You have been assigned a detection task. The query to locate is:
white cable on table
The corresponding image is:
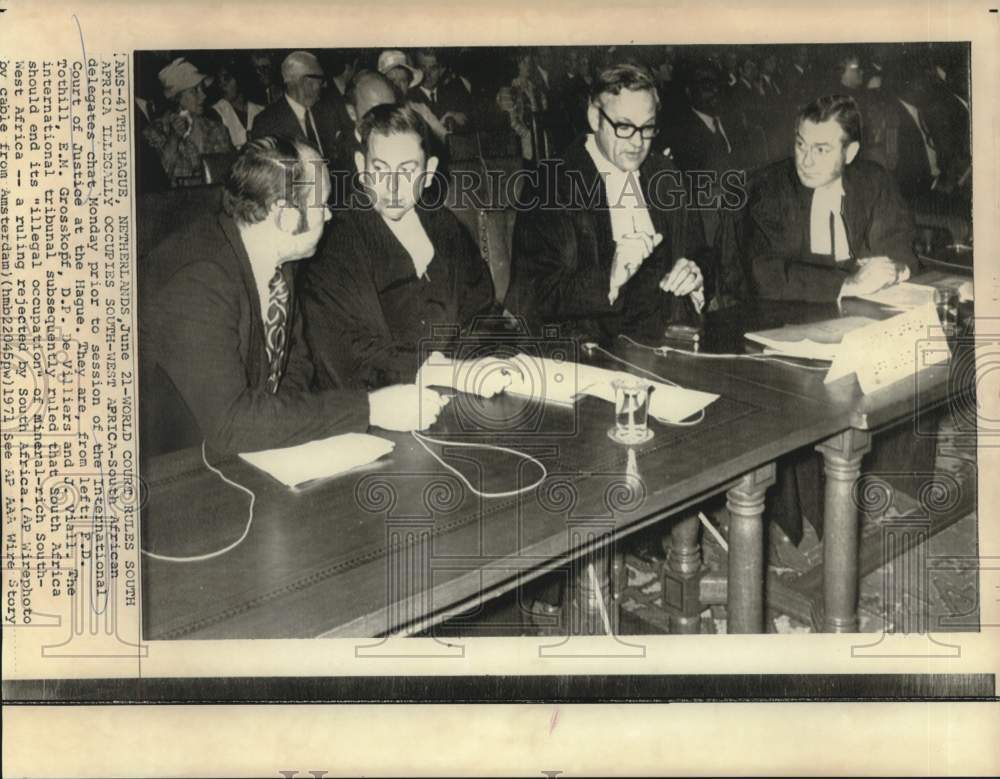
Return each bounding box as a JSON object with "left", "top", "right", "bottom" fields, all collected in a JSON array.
[
  {"left": 587, "top": 342, "right": 706, "bottom": 427},
  {"left": 141, "top": 441, "right": 257, "bottom": 563},
  {"left": 411, "top": 430, "right": 548, "bottom": 498},
  {"left": 618, "top": 333, "right": 832, "bottom": 371}
]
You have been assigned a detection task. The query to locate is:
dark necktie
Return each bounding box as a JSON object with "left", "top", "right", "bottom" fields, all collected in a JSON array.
[
  {"left": 305, "top": 109, "right": 322, "bottom": 155},
  {"left": 264, "top": 267, "right": 290, "bottom": 394}
]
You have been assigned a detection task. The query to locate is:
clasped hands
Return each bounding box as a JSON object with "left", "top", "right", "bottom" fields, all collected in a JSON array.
[
  {"left": 840, "top": 255, "right": 911, "bottom": 299},
  {"left": 609, "top": 230, "right": 704, "bottom": 309}
]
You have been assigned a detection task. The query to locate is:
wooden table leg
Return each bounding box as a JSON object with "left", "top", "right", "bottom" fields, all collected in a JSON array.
[
  {"left": 816, "top": 429, "right": 872, "bottom": 633},
  {"left": 725, "top": 464, "right": 776, "bottom": 633},
  {"left": 568, "top": 540, "right": 618, "bottom": 636},
  {"left": 666, "top": 514, "right": 703, "bottom": 633}
]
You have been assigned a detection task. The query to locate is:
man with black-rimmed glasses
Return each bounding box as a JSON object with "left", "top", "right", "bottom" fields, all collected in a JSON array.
[{"left": 506, "top": 62, "right": 709, "bottom": 344}]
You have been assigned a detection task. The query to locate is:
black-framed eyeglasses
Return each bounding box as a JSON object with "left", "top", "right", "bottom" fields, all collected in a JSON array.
[
  {"left": 597, "top": 106, "right": 659, "bottom": 140},
  {"left": 303, "top": 74, "right": 327, "bottom": 86}
]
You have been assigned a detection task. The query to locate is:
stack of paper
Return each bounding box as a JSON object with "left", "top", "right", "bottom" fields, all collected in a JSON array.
[
  {"left": 853, "top": 282, "right": 937, "bottom": 310},
  {"left": 745, "top": 317, "right": 876, "bottom": 361},
  {"left": 240, "top": 433, "right": 396, "bottom": 489}
]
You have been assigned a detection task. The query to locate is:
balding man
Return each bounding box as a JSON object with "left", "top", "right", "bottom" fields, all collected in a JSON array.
[
  {"left": 327, "top": 70, "right": 397, "bottom": 189},
  {"left": 251, "top": 50, "right": 340, "bottom": 160}
]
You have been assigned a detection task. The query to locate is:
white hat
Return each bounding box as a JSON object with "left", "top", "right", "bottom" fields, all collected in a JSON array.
[
  {"left": 377, "top": 50, "right": 423, "bottom": 89},
  {"left": 158, "top": 58, "right": 208, "bottom": 100}
]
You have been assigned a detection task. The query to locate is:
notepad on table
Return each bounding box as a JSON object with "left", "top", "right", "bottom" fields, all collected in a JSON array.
[
  {"left": 240, "top": 433, "right": 396, "bottom": 489},
  {"left": 851, "top": 282, "right": 938, "bottom": 310},
  {"left": 745, "top": 316, "right": 876, "bottom": 361}
]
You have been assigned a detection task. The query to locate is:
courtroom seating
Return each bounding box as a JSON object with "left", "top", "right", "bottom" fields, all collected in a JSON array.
[{"left": 201, "top": 151, "right": 238, "bottom": 185}]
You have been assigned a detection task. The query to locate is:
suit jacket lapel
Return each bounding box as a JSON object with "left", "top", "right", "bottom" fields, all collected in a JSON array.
[{"left": 219, "top": 214, "right": 268, "bottom": 383}]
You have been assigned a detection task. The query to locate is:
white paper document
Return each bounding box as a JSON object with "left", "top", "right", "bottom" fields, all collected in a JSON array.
[
  {"left": 504, "top": 356, "right": 719, "bottom": 423},
  {"left": 745, "top": 317, "right": 876, "bottom": 361},
  {"left": 824, "top": 303, "right": 950, "bottom": 393},
  {"left": 240, "top": 433, "right": 396, "bottom": 488},
  {"left": 852, "top": 282, "right": 938, "bottom": 310}
]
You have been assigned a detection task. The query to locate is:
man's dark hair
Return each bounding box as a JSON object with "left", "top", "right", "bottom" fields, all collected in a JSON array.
[
  {"left": 222, "top": 136, "right": 319, "bottom": 228},
  {"left": 795, "top": 94, "right": 862, "bottom": 146},
  {"left": 358, "top": 103, "right": 432, "bottom": 157},
  {"left": 590, "top": 62, "right": 659, "bottom": 104}
]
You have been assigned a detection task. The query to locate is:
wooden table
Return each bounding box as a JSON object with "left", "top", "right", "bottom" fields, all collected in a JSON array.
[
  {"left": 141, "top": 340, "right": 854, "bottom": 639},
  {"left": 141, "top": 289, "right": 968, "bottom": 639},
  {"left": 680, "top": 289, "right": 970, "bottom": 632}
]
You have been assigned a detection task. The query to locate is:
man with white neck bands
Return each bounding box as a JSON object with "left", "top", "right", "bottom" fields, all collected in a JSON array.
[
  {"left": 301, "top": 104, "right": 510, "bottom": 397},
  {"left": 140, "top": 136, "right": 446, "bottom": 459},
  {"left": 506, "top": 62, "right": 708, "bottom": 345},
  {"left": 747, "top": 93, "right": 918, "bottom": 302}
]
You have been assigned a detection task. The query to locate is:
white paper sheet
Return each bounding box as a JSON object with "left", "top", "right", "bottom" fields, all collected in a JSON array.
[
  {"left": 824, "top": 303, "right": 950, "bottom": 393},
  {"left": 239, "top": 433, "right": 396, "bottom": 488},
  {"left": 502, "top": 356, "right": 719, "bottom": 423},
  {"left": 852, "top": 282, "right": 937, "bottom": 310},
  {"left": 745, "top": 316, "right": 875, "bottom": 360}
]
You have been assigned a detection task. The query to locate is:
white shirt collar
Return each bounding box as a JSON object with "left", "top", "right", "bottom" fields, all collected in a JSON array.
[
  {"left": 285, "top": 93, "right": 309, "bottom": 124},
  {"left": 692, "top": 107, "right": 717, "bottom": 131},
  {"left": 237, "top": 222, "right": 287, "bottom": 314}
]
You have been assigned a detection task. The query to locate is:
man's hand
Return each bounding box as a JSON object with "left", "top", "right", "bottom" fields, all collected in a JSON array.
[
  {"left": 457, "top": 357, "right": 522, "bottom": 398},
  {"left": 658, "top": 257, "right": 703, "bottom": 297},
  {"left": 369, "top": 384, "right": 449, "bottom": 431},
  {"left": 418, "top": 353, "right": 522, "bottom": 398},
  {"left": 441, "top": 111, "right": 468, "bottom": 129},
  {"left": 841, "top": 256, "right": 909, "bottom": 298},
  {"left": 609, "top": 231, "right": 663, "bottom": 303}
]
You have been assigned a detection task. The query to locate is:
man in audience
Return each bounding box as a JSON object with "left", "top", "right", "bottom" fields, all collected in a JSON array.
[
  {"left": 412, "top": 48, "right": 473, "bottom": 133},
  {"left": 746, "top": 94, "right": 918, "bottom": 302},
  {"left": 506, "top": 63, "right": 707, "bottom": 344},
  {"left": 300, "top": 105, "right": 501, "bottom": 391},
  {"left": 327, "top": 70, "right": 397, "bottom": 205},
  {"left": 879, "top": 65, "right": 942, "bottom": 203},
  {"left": 140, "top": 136, "right": 446, "bottom": 458},
  {"left": 320, "top": 50, "right": 358, "bottom": 140},
  {"left": 251, "top": 51, "right": 340, "bottom": 162}
]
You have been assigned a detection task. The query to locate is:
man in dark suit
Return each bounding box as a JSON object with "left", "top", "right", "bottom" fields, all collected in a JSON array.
[
  {"left": 320, "top": 50, "right": 357, "bottom": 141},
  {"left": 250, "top": 51, "right": 341, "bottom": 164},
  {"left": 301, "top": 105, "right": 502, "bottom": 393},
  {"left": 746, "top": 94, "right": 918, "bottom": 303},
  {"left": 326, "top": 70, "right": 397, "bottom": 208},
  {"left": 506, "top": 62, "right": 707, "bottom": 345},
  {"left": 411, "top": 48, "right": 474, "bottom": 133},
  {"left": 745, "top": 95, "right": 931, "bottom": 546},
  {"left": 661, "top": 65, "right": 738, "bottom": 175},
  {"left": 877, "top": 67, "right": 939, "bottom": 202},
  {"left": 139, "top": 136, "right": 446, "bottom": 459}
]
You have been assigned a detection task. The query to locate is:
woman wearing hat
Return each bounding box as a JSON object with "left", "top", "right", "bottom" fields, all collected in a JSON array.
[
  {"left": 377, "top": 49, "right": 449, "bottom": 142},
  {"left": 143, "top": 57, "right": 233, "bottom": 187}
]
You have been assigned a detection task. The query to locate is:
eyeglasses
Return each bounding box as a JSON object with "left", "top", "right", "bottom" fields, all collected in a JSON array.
[
  {"left": 597, "top": 106, "right": 659, "bottom": 141},
  {"left": 303, "top": 74, "right": 327, "bottom": 86}
]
